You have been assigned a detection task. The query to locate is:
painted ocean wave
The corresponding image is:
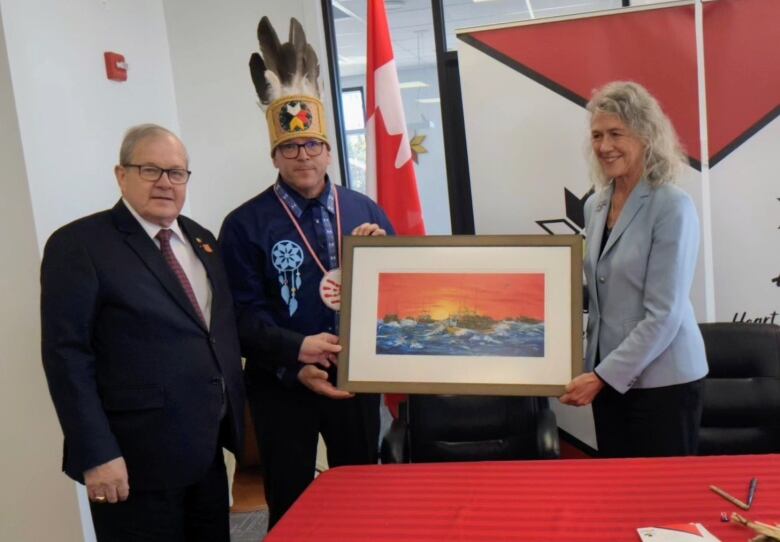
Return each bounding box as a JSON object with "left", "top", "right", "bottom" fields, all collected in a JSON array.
[{"left": 375, "top": 320, "right": 545, "bottom": 357}]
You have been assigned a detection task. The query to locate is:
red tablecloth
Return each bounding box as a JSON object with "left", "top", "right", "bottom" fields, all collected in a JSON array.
[{"left": 266, "top": 454, "right": 780, "bottom": 541}]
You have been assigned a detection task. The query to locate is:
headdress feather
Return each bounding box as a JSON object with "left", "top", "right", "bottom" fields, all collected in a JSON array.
[
  {"left": 250, "top": 16, "right": 328, "bottom": 152},
  {"left": 250, "top": 16, "right": 321, "bottom": 109}
]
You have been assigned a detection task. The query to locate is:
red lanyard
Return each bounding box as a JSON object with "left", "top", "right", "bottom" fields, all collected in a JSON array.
[{"left": 274, "top": 186, "right": 342, "bottom": 275}]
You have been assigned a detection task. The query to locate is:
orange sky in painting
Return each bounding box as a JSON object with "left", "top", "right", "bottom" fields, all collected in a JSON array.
[{"left": 377, "top": 273, "right": 544, "bottom": 321}]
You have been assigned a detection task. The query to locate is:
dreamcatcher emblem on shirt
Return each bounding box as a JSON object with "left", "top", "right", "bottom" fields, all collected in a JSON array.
[
  {"left": 274, "top": 183, "right": 344, "bottom": 312},
  {"left": 272, "top": 240, "right": 304, "bottom": 316}
]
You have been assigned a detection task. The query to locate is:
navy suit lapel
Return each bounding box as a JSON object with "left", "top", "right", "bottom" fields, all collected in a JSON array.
[
  {"left": 600, "top": 180, "right": 651, "bottom": 258},
  {"left": 111, "top": 201, "right": 208, "bottom": 332}
]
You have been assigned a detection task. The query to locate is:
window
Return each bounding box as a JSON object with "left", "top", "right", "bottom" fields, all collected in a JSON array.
[
  {"left": 341, "top": 87, "right": 368, "bottom": 193},
  {"left": 327, "top": 0, "right": 629, "bottom": 234},
  {"left": 331, "top": 0, "right": 453, "bottom": 234}
]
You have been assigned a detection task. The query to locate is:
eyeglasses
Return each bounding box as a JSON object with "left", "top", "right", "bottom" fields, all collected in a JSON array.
[
  {"left": 125, "top": 164, "right": 191, "bottom": 184},
  {"left": 277, "top": 140, "right": 325, "bottom": 159}
]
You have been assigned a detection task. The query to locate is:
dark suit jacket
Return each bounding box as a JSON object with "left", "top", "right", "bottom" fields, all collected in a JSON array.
[{"left": 41, "top": 200, "right": 244, "bottom": 490}]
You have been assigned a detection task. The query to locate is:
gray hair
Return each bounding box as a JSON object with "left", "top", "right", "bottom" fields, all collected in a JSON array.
[
  {"left": 586, "top": 81, "right": 687, "bottom": 188},
  {"left": 118, "top": 123, "right": 188, "bottom": 166}
]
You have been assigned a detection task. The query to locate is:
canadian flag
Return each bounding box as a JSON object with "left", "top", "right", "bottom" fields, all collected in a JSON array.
[
  {"left": 366, "top": 0, "right": 426, "bottom": 417},
  {"left": 365, "top": 0, "right": 426, "bottom": 236}
]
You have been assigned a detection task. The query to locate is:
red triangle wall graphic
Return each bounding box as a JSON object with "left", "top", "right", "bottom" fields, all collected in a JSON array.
[
  {"left": 460, "top": 5, "right": 701, "bottom": 165},
  {"left": 704, "top": 0, "right": 780, "bottom": 165},
  {"left": 459, "top": 0, "right": 780, "bottom": 168}
]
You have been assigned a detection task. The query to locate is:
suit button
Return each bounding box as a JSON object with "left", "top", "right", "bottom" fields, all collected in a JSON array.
[
  {"left": 210, "top": 337, "right": 217, "bottom": 345},
  {"left": 598, "top": 276, "right": 606, "bottom": 283}
]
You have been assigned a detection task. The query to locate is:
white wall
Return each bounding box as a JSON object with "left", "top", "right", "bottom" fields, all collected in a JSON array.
[
  {"left": 163, "top": 0, "right": 341, "bottom": 235},
  {"left": 1, "top": 0, "right": 328, "bottom": 538},
  {"left": 709, "top": 117, "right": 780, "bottom": 324},
  {"left": 1, "top": 0, "right": 181, "bottom": 249},
  {"left": 0, "top": 0, "right": 184, "bottom": 538},
  {"left": 0, "top": 8, "right": 83, "bottom": 541}
]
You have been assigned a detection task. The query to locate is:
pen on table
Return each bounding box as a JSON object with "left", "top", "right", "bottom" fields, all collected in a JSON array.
[
  {"left": 709, "top": 485, "right": 750, "bottom": 510},
  {"left": 746, "top": 478, "right": 758, "bottom": 508}
]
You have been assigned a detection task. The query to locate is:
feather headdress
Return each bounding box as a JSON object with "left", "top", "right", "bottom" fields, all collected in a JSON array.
[{"left": 250, "top": 17, "right": 327, "bottom": 152}]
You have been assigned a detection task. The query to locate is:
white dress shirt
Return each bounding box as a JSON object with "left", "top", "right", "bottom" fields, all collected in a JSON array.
[{"left": 122, "top": 199, "right": 212, "bottom": 327}]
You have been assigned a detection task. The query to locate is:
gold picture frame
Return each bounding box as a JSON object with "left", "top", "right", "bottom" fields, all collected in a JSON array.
[{"left": 337, "top": 235, "right": 583, "bottom": 396}]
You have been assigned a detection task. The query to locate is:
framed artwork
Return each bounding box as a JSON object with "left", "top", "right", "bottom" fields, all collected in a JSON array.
[{"left": 337, "top": 235, "right": 583, "bottom": 396}]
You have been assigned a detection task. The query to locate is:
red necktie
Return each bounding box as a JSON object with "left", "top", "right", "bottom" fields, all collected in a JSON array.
[{"left": 156, "top": 229, "right": 207, "bottom": 326}]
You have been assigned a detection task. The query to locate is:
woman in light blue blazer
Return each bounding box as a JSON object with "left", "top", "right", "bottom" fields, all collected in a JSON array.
[{"left": 560, "top": 81, "right": 708, "bottom": 457}]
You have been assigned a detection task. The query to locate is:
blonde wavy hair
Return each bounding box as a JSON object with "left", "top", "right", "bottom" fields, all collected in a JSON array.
[{"left": 586, "top": 81, "right": 687, "bottom": 188}]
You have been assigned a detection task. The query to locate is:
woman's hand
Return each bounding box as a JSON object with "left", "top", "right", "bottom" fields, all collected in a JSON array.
[{"left": 559, "top": 372, "right": 605, "bottom": 406}]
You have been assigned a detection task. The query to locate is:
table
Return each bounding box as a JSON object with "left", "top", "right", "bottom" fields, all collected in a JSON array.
[{"left": 266, "top": 454, "right": 780, "bottom": 541}]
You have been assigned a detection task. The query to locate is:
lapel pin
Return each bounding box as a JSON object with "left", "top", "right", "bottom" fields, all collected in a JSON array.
[{"left": 202, "top": 243, "right": 213, "bottom": 253}]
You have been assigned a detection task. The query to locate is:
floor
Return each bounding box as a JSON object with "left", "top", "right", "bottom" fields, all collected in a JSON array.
[
  {"left": 230, "top": 510, "right": 268, "bottom": 542},
  {"left": 229, "top": 466, "right": 268, "bottom": 541}
]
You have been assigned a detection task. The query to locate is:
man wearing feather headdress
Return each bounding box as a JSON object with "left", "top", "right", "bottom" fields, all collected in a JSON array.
[{"left": 219, "top": 17, "right": 395, "bottom": 529}]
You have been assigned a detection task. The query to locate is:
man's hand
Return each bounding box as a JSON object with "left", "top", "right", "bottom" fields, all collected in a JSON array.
[
  {"left": 299, "top": 333, "right": 341, "bottom": 367},
  {"left": 298, "top": 365, "right": 354, "bottom": 399},
  {"left": 84, "top": 456, "right": 129, "bottom": 503},
  {"left": 351, "top": 223, "right": 387, "bottom": 237},
  {"left": 559, "top": 372, "right": 605, "bottom": 406}
]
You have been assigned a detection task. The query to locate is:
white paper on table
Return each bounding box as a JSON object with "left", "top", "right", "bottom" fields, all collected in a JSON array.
[{"left": 637, "top": 523, "right": 720, "bottom": 541}]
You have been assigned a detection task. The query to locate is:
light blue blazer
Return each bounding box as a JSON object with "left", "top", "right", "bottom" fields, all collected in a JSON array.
[{"left": 584, "top": 179, "right": 708, "bottom": 394}]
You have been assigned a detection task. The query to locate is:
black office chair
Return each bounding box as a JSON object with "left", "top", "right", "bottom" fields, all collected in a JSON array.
[
  {"left": 381, "top": 395, "right": 559, "bottom": 463},
  {"left": 698, "top": 322, "right": 780, "bottom": 455}
]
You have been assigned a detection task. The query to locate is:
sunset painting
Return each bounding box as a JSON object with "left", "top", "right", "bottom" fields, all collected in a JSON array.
[{"left": 375, "top": 272, "right": 545, "bottom": 357}]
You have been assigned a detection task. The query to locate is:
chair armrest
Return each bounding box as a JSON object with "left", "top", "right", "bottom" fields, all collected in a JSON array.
[
  {"left": 535, "top": 407, "right": 560, "bottom": 459},
  {"left": 380, "top": 417, "right": 408, "bottom": 463}
]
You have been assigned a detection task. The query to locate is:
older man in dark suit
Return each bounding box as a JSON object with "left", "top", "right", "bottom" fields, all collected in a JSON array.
[{"left": 41, "top": 124, "right": 244, "bottom": 541}]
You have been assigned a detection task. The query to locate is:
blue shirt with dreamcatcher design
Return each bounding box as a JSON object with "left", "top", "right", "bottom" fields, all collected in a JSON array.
[{"left": 219, "top": 175, "right": 395, "bottom": 384}]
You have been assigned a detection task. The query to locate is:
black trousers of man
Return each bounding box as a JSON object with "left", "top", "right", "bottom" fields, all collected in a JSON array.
[
  {"left": 89, "top": 449, "right": 229, "bottom": 542},
  {"left": 247, "top": 370, "right": 379, "bottom": 529}
]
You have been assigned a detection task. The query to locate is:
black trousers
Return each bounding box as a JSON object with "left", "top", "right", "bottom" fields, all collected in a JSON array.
[
  {"left": 89, "top": 450, "right": 229, "bottom": 542},
  {"left": 247, "top": 374, "right": 379, "bottom": 529},
  {"left": 592, "top": 378, "right": 705, "bottom": 458}
]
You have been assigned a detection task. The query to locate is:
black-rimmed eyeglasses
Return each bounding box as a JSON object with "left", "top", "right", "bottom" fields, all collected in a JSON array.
[
  {"left": 277, "top": 140, "right": 325, "bottom": 159},
  {"left": 125, "top": 164, "right": 191, "bottom": 184}
]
